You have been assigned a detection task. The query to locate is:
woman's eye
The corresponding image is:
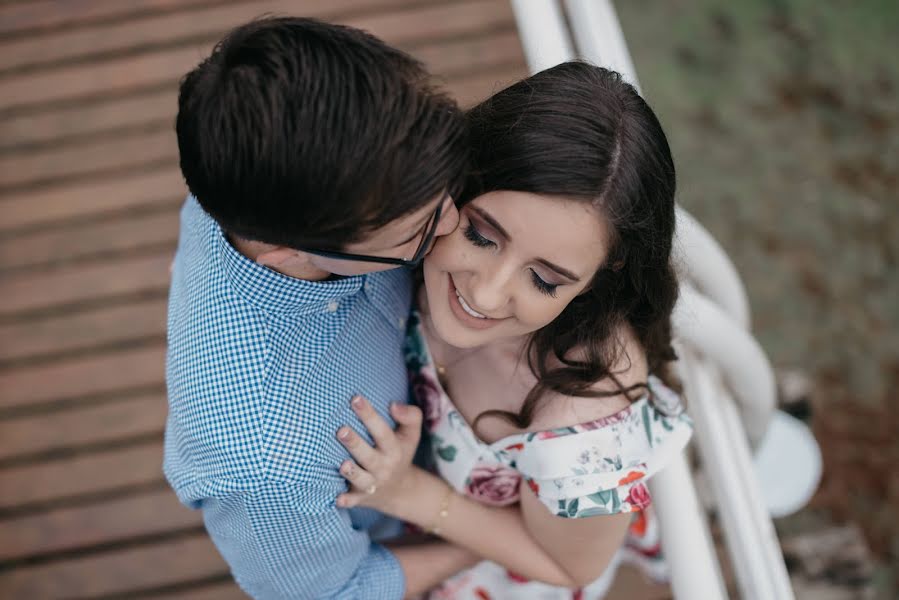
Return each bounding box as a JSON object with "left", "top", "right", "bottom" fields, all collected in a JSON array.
[
  {"left": 463, "top": 223, "right": 496, "bottom": 249},
  {"left": 530, "top": 270, "right": 559, "bottom": 298}
]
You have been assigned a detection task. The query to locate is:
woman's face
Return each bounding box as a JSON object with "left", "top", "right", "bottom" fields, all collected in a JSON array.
[{"left": 423, "top": 190, "right": 612, "bottom": 348}]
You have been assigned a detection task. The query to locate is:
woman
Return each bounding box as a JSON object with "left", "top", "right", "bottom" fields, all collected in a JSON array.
[{"left": 334, "top": 62, "right": 692, "bottom": 597}]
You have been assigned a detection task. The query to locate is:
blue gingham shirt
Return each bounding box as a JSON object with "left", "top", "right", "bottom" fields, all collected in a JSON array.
[{"left": 164, "top": 197, "right": 411, "bottom": 599}]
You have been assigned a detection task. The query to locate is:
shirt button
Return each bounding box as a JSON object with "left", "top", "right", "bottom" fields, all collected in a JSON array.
[
  {"left": 397, "top": 317, "right": 406, "bottom": 328},
  {"left": 327, "top": 301, "right": 339, "bottom": 313}
]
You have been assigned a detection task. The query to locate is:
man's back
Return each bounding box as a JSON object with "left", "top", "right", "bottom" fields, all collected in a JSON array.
[{"left": 164, "top": 197, "right": 412, "bottom": 598}]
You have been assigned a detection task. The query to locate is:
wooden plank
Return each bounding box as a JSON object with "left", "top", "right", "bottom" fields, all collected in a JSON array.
[
  {"left": 0, "top": 0, "right": 514, "bottom": 110},
  {"left": 0, "top": 488, "right": 199, "bottom": 562},
  {"left": 0, "top": 533, "right": 227, "bottom": 599},
  {"left": 0, "top": 210, "right": 179, "bottom": 272},
  {"left": 0, "top": 128, "right": 176, "bottom": 192},
  {"left": 0, "top": 253, "right": 171, "bottom": 317},
  {"left": 155, "top": 581, "right": 248, "bottom": 600},
  {"left": 0, "top": 298, "right": 167, "bottom": 363},
  {"left": 0, "top": 442, "right": 163, "bottom": 509},
  {"left": 0, "top": 391, "right": 166, "bottom": 461},
  {"left": 0, "top": 86, "right": 175, "bottom": 152},
  {"left": 0, "top": 344, "right": 165, "bottom": 411},
  {"left": 0, "top": 168, "right": 185, "bottom": 232},
  {"left": 0, "top": 68, "right": 522, "bottom": 234},
  {"left": 0, "top": 32, "right": 520, "bottom": 190},
  {"left": 450, "top": 64, "right": 529, "bottom": 107},
  {"left": 0, "top": 0, "right": 232, "bottom": 37},
  {"left": 0, "top": 0, "right": 501, "bottom": 75}
]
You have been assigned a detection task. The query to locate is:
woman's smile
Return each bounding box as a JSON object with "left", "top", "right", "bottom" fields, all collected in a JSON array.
[{"left": 447, "top": 274, "right": 506, "bottom": 330}]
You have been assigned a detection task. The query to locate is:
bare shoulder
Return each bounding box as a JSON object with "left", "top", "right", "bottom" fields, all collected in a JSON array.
[{"left": 528, "top": 323, "right": 648, "bottom": 431}]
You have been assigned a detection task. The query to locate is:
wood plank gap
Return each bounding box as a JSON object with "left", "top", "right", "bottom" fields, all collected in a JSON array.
[
  {"left": 0, "top": 242, "right": 176, "bottom": 279},
  {"left": 0, "top": 156, "right": 178, "bottom": 196},
  {"left": 0, "top": 0, "right": 245, "bottom": 40},
  {"left": 0, "top": 390, "right": 166, "bottom": 461},
  {"left": 0, "top": 525, "right": 206, "bottom": 572},
  {"left": 87, "top": 573, "right": 235, "bottom": 600},
  {"left": 0, "top": 382, "right": 166, "bottom": 420},
  {"left": 0, "top": 530, "right": 226, "bottom": 598},
  {"left": 0, "top": 479, "right": 169, "bottom": 520},
  {"left": 0, "top": 429, "right": 163, "bottom": 470},
  {"left": 0, "top": 80, "right": 173, "bottom": 119},
  {"left": 0, "top": 118, "right": 172, "bottom": 155},
  {"left": 0, "top": 290, "right": 170, "bottom": 328},
  {"left": 0, "top": 0, "right": 455, "bottom": 78}
]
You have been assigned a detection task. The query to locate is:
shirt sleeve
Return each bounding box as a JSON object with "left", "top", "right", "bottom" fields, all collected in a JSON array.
[
  {"left": 201, "top": 479, "right": 405, "bottom": 600},
  {"left": 519, "top": 400, "right": 693, "bottom": 520}
]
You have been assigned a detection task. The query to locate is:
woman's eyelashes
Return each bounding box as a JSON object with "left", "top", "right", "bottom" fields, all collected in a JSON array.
[
  {"left": 530, "top": 271, "right": 559, "bottom": 297},
  {"left": 463, "top": 222, "right": 495, "bottom": 248},
  {"left": 463, "top": 221, "right": 560, "bottom": 298}
]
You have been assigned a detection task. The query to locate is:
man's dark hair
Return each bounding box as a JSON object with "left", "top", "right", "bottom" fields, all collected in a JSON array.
[{"left": 176, "top": 17, "right": 468, "bottom": 248}]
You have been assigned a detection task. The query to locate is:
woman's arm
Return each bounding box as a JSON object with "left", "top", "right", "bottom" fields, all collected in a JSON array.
[
  {"left": 386, "top": 540, "right": 480, "bottom": 599},
  {"left": 336, "top": 397, "right": 620, "bottom": 587}
]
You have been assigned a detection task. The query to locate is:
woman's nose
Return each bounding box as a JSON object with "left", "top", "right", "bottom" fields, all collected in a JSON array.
[{"left": 468, "top": 268, "right": 511, "bottom": 315}]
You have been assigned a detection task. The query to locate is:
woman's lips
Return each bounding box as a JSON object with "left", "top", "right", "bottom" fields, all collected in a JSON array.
[{"left": 447, "top": 274, "right": 504, "bottom": 330}]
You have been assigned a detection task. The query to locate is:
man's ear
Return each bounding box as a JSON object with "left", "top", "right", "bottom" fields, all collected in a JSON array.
[{"left": 255, "top": 247, "right": 307, "bottom": 269}]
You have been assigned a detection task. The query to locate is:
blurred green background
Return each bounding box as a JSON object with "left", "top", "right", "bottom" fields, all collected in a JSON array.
[{"left": 616, "top": 0, "right": 897, "bottom": 594}]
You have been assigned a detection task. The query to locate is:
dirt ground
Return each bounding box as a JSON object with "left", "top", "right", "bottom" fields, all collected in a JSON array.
[{"left": 615, "top": 0, "right": 898, "bottom": 595}]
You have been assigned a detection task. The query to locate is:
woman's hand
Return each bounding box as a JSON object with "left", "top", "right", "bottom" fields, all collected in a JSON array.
[{"left": 336, "top": 396, "right": 423, "bottom": 515}]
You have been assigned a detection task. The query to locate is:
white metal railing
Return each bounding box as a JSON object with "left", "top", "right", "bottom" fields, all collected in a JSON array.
[{"left": 508, "top": 2, "right": 798, "bottom": 598}]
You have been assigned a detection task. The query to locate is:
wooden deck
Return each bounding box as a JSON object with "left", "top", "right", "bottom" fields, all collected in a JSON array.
[{"left": 0, "top": 1, "right": 668, "bottom": 597}]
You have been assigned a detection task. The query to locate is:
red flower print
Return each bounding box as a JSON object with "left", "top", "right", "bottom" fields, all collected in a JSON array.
[
  {"left": 504, "top": 442, "right": 525, "bottom": 452},
  {"left": 625, "top": 482, "right": 652, "bottom": 510},
  {"left": 618, "top": 470, "right": 645, "bottom": 486},
  {"left": 466, "top": 464, "right": 521, "bottom": 506},
  {"left": 474, "top": 587, "right": 492, "bottom": 600},
  {"left": 506, "top": 570, "right": 529, "bottom": 583},
  {"left": 526, "top": 478, "right": 540, "bottom": 495},
  {"left": 410, "top": 371, "right": 444, "bottom": 432},
  {"left": 629, "top": 510, "right": 648, "bottom": 537}
]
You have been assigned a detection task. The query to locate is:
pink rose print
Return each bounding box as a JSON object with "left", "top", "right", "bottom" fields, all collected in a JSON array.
[
  {"left": 625, "top": 482, "right": 652, "bottom": 510},
  {"left": 411, "top": 371, "right": 444, "bottom": 432},
  {"left": 465, "top": 464, "right": 521, "bottom": 506}
]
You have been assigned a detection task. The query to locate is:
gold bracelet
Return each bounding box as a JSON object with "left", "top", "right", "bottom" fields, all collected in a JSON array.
[{"left": 427, "top": 486, "right": 453, "bottom": 535}]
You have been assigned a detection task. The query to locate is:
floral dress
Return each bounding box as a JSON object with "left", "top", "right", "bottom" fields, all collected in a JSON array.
[{"left": 404, "top": 313, "right": 693, "bottom": 599}]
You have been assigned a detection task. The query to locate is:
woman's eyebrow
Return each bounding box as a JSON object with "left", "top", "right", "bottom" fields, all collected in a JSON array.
[
  {"left": 535, "top": 258, "right": 581, "bottom": 282},
  {"left": 469, "top": 206, "right": 509, "bottom": 240}
]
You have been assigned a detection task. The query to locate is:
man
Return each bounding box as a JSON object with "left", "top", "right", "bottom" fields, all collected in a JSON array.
[{"left": 165, "top": 17, "right": 476, "bottom": 598}]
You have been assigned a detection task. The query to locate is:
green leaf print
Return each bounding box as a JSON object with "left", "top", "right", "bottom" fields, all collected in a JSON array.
[
  {"left": 611, "top": 488, "right": 621, "bottom": 513},
  {"left": 557, "top": 511, "right": 571, "bottom": 518},
  {"left": 558, "top": 499, "right": 567, "bottom": 511},
  {"left": 587, "top": 490, "right": 612, "bottom": 506},
  {"left": 567, "top": 498, "right": 579, "bottom": 517},
  {"left": 436, "top": 445, "right": 457, "bottom": 462},
  {"left": 642, "top": 403, "right": 653, "bottom": 448},
  {"left": 576, "top": 507, "right": 612, "bottom": 517}
]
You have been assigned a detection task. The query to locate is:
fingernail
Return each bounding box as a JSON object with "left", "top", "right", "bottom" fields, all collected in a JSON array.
[
  {"left": 338, "top": 427, "right": 350, "bottom": 440},
  {"left": 351, "top": 396, "right": 363, "bottom": 409},
  {"left": 391, "top": 402, "right": 405, "bottom": 414}
]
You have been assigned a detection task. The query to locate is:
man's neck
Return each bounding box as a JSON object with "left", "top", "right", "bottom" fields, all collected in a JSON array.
[{"left": 227, "top": 234, "right": 332, "bottom": 281}]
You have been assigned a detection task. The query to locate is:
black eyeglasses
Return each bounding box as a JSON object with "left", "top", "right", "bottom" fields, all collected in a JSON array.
[{"left": 299, "top": 199, "right": 445, "bottom": 268}]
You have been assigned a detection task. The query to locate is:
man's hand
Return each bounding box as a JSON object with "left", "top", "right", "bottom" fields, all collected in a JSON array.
[{"left": 335, "top": 396, "right": 423, "bottom": 515}]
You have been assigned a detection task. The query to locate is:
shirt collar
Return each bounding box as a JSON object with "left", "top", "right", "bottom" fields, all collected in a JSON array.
[{"left": 215, "top": 223, "right": 363, "bottom": 315}]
